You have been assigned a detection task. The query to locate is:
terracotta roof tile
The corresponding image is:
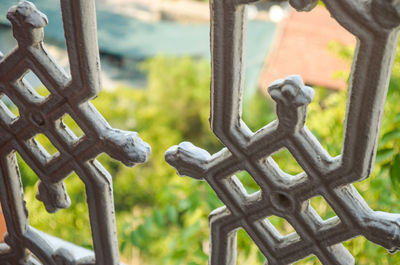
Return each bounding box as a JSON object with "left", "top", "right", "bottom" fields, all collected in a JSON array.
[{"left": 260, "top": 6, "right": 356, "bottom": 91}]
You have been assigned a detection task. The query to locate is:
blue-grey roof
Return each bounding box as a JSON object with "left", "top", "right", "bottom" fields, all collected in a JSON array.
[{"left": 0, "top": 0, "right": 277, "bottom": 96}]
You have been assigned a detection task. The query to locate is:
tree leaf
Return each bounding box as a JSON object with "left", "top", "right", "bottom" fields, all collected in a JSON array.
[
  {"left": 395, "top": 113, "right": 400, "bottom": 123},
  {"left": 380, "top": 129, "right": 400, "bottom": 146},
  {"left": 130, "top": 231, "right": 140, "bottom": 247},
  {"left": 153, "top": 209, "right": 164, "bottom": 227},
  {"left": 182, "top": 222, "right": 201, "bottom": 240},
  {"left": 390, "top": 155, "right": 400, "bottom": 188},
  {"left": 194, "top": 248, "right": 209, "bottom": 260},
  {"left": 376, "top": 148, "right": 396, "bottom": 163},
  {"left": 120, "top": 240, "right": 127, "bottom": 252},
  {"left": 166, "top": 205, "right": 178, "bottom": 224}
]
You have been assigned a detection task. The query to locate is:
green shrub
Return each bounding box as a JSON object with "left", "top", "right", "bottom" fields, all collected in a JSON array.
[{"left": 15, "top": 49, "right": 400, "bottom": 264}]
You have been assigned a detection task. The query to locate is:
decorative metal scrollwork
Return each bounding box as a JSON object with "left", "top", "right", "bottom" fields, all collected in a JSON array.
[
  {"left": 0, "top": 1, "right": 150, "bottom": 264},
  {"left": 166, "top": 0, "right": 400, "bottom": 264}
]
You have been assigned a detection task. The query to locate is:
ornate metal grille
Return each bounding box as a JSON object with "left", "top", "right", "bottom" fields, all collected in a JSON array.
[
  {"left": 166, "top": 0, "right": 400, "bottom": 264},
  {"left": 1, "top": 0, "right": 400, "bottom": 264},
  {"left": 0, "top": 1, "right": 150, "bottom": 264}
]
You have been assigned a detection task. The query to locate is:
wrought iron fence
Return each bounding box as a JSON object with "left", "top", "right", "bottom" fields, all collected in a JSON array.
[{"left": 0, "top": 0, "right": 399, "bottom": 264}]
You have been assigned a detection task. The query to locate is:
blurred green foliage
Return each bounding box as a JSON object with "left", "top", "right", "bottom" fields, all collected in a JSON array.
[{"left": 11, "top": 39, "right": 400, "bottom": 264}]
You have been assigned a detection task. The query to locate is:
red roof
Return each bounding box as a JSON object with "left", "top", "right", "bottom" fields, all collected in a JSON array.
[
  {"left": 0, "top": 204, "right": 5, "bottom": 242},
  {"left": 260, "top": 6, "right": 356, "bottom": 91}
]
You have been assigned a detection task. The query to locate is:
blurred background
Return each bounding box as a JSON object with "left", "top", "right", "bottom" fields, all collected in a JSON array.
[{"left": 0, "top": 0, "right": 399, "bottom": 264}]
